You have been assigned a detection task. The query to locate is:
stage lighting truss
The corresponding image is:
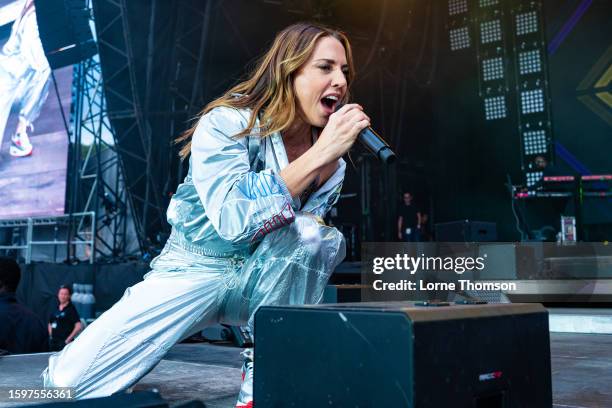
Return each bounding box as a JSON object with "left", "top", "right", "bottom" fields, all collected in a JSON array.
[
  {"left": 484, "top": 95, "right": 507, "bottom": 120},
  {"left": 510, "top": 2, "right": 553, "bottom": 183},
  {"left": 450, "top": 26, "right": 471, "bottom": 51},
  {"left": 526, "top": 171, "right": 543, "bottom": 188},
  {"left": 515, "top": 11, "right": 538, "bottom": 36},
  {"left": 518, "top": 49, "right": 541, "bottom": 74},
  {"left": 448, "top": 0, "right": 468, "bottom": 16},
  {"left": 523, "top": 130, "right": 548, "bottom": 155},
  {"left": 479, "top": 0, "right": 499, "bottom": 7},
  {"left": 480, "top": 19, "right": 502, "bottom": 44},
  {"left": 474, "top": 4, "right": 509, "bottom": 116},
  {"left": 520, "top": 89, "right": 545, "bottom": 114},
  {"left": 482, "top": 56, "right": 504, "bottom": 81}
]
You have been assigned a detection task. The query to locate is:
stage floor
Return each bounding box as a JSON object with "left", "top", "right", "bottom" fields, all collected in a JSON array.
[{"left": 0, "top": 332, "right": 610, "bottom": 407}]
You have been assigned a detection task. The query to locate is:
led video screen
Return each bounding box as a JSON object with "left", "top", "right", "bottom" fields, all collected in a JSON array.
[{"left": 0, "top": 0, "right": 71, "bottom": 219}]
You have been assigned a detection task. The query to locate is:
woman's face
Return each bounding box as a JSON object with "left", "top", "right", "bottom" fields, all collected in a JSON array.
[
  {"left": 58, "top": 288, "right": 70, "bottom": 303},
  {"left": 293, "top": 36, "right": 349, "bottom": 128}
]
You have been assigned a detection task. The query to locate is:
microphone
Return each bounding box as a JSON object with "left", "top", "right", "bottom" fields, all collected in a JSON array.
[
  {"left": 335, "top": 104, "right": 396, "bottom": 164},
  {"left": 359, "top": 126, "right": 396, "bottom": 164}
]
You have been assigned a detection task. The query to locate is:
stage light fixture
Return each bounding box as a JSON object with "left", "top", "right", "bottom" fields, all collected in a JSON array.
[
  {"left": 479, "top": 0, "right": 499, "bottom": 7},
  {"left": 526, "top": 171, "right": 543, "bottom": 187},
  {"left": 521, "top": 89, "right": 545, "bottom": 114},
  {"left": 449, "top": 27, "right": 471, "bottom": 51},
  {"left": 448, "top": 0, "right": 468, "bottom": 15},
  {"left": 516, "top": 11, "right": 538, "bottom": 36},
  {"left": 484, "top": 96, "right": 507, "bottom": 120},
  {"left": 482, "top": 57, "right": 504, "bottom": 81},
  {"left": 519, "top": 50, "right": 541, "bottom": 74},
  {"left": 523, "top": 130, "right": 547, "bottom": 155},
  {"left": 480, "top": 20, "right": 502, "bottom": 44}
]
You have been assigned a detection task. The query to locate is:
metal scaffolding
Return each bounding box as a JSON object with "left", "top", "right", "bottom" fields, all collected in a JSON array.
[
  {"left": 64, "top": 0, "right": 138, "bottom": 261},
  {"left": 68, "top": 53, "right": 136, "bottom": 261},
  {"left": 90, "top": 0, "right": 169, "bottom": 254},
  {"left": 167, "top": 0, "right": 212, "bottom": 186},
  {"left": 0, "top": 213, "right": 95, "bottom": 264}
]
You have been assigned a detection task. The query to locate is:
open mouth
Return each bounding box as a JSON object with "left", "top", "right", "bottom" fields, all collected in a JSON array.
[{"left": 320, "top": 95, "right": 339, "bottom": 112}]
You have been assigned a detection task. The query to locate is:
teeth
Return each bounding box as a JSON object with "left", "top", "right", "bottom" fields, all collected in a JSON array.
[{"left": 325, "top": 95, "right": 339, "bottom": 101}]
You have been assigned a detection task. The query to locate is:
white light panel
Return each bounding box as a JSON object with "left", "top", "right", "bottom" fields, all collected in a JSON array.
[
  {"left": 526, "top": 171, "right": 543, "bottom": 187},
  {"left": 482, "top": 57, "right": 504, "bottom": 81},
  {"left": 523, "top": 130, "right": 547, "bottom": 155},
  {"left": 484, "top": 96, "right": 507, "bottom": 120},
  {"left": 521, "top": 89, "right": 545, "bottom": 114},
  {"left": 516, "top": 11, "right": 538, "bottom": 35},
  {"left": 518, "top": 50, "right": 541, "bottom": 74},
  {"left": 480, "top": 20, "right": 502, "bottom": 44},
  {"left": 450, "top": 27, "right": 471, "bottom": 51},
  {"left": 480, "top": 0, "right": 499, "bottom": 7},
  {"left": 449, "top": 0, "right": 468, "bottom": 15}
]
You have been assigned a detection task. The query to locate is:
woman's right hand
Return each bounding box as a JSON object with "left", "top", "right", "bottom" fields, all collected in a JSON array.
[{"left": 315, "top": 103, "right": 370, "bottom": 164}]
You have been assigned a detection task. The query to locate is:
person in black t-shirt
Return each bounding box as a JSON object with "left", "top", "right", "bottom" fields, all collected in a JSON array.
[
  {"left": 48, "top": 285, "right": 82, "bottom": 351},
  {"left": 0, "top": 257, "right": 48, "bottom": 354},
  {"left": 397, "top": 192, "right": 423, "bottom": 242}
]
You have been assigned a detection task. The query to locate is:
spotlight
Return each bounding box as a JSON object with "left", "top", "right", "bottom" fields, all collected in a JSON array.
[
  {"left": 523, "top": 130, "right": 547, "bottom": 155},
  {"left": 479, "top": 0, "right": 499, "bottom": 7},
  {"left": 448, "top": 0, "right": 468, "bottom": 16},
  {"left": 484, "top": 96, "right": 507, "bottom": 120},
  {"left": 482, "top": 57, "right": 504, "bottom": 81},
  {"left": 480, "top": 20, "right": 502, "bottom": 44},
  {"left": 449, "top": 26, "right": 471, "bottom": 51},
  {"left": 526, "top": 171, "right": 543, "bottom": 188},
  {"left": 516, "top": 11, "right": 538, "bottom": 36},
  {"left": 518, "top": 50, "right": 541, "bottom": 74},
  {"left": 520, "top": 89, "right": 545, "bottom": 114}
]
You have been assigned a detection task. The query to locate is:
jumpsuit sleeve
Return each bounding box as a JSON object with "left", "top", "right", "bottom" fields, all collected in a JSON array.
[
  {"left": 191, "top": 107, "right": 295, "bottom": 244},
  {"left": 300, "top": 158, "right": 346, "bottom": 218}
]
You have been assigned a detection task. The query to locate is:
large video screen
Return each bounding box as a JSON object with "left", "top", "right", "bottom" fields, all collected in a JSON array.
[{"left": 0, "top": 0, "right": 71, "bottom": 219}]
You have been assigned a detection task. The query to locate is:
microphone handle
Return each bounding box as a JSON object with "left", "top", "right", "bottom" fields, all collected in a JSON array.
[{"left": 359, "top": 128, "right": 396, "bottom": 164}]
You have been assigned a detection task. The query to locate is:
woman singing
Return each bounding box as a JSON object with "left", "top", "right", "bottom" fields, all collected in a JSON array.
[{"left": 43, "top": 22, "right": 369, "bottom": 408}]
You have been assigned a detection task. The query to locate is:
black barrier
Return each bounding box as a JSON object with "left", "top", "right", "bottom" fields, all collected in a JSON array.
[{"left": 16, "top": 262, "right": 149, "bottom": 322}]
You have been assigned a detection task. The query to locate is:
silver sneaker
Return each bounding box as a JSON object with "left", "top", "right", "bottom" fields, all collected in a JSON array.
[
  {"left": 235, "top": 348, "right": 253, "bottom": 408},
  {"left": 9, "top": 132, "right": 33, "bottom": 157}
]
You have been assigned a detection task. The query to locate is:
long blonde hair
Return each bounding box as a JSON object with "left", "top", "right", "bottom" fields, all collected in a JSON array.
[{"left": 176, "top": 22, "right": 355, "bottom": 159}]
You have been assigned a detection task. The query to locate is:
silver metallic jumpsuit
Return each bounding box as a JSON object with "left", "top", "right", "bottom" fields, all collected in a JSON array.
[
  {"left": 42, "top": 106, "right": 346, "bottom": 397},
  {"left": 0, "top": 7, "right": 50, "bottom": 148}
]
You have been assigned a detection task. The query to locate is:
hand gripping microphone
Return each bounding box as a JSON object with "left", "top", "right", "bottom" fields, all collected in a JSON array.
[{"left": 335, "top": 104, "right": 396, "bottom": 164}]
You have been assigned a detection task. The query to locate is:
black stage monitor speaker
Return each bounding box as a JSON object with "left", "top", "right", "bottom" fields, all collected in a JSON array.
[
  {"left": 255, "top": 302, "right": 551, "bottom": 407},
  {"left": 34, "top": 0, "right": 97, "bottom": 69}
]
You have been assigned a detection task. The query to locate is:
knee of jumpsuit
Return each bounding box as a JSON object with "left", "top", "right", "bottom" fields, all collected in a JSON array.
[{"left": 220, "top": 212, "right": 346, "bottom": 328}]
